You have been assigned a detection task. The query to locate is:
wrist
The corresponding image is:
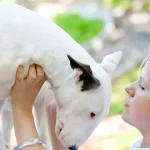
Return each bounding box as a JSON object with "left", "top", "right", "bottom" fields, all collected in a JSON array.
[{"left": 12, "top": 107, "right": 33, "bottom": 116}]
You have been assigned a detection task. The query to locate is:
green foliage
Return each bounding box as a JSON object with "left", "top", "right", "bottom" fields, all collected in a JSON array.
[
  {"left": 0, "top": 0, "right": 16, "bottom": 3},
  {"left": 103, "top": 0, "right": 150, "bottom": 11},
  {"left": 142, "top": 0, "right": 150, "bottom": 11},
  {"left": 105, "top": 0, "right": 133, "bottom": 10},
  {"left": 53, "top": 13, "right": 104, "bottom": 44},
  {"left": 108, "top": 66, "right": 140, "bottom": 116}
]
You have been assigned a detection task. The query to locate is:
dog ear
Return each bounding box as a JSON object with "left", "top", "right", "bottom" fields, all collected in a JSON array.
[
  {"left": 101, "top": 51, "right": 122, "bottom": 76},
  {"left": 67, "top": 55, "right": 100, "bottom": 91}
]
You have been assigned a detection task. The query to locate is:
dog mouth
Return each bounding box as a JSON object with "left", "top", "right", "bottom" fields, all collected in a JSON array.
[{"left": 56, "top": 129, "right": 78, "bottom": 150}]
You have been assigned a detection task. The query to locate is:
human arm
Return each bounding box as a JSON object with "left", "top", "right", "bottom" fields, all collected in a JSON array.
[
  {"left": 44, "top": 91, "right": 68, "bottom": 150},
  {"left": 11, "top": 64, "right": 46, "bottom": 150}
]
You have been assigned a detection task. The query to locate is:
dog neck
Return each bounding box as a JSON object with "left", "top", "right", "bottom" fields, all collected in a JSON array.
[{"left": 34, "top": 52, "right": 74, "bottom": 89}]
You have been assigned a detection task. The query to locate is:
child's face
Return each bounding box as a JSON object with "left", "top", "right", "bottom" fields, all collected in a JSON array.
[{"left": 122, "top": 59, "right": 150, "bottom": 132}]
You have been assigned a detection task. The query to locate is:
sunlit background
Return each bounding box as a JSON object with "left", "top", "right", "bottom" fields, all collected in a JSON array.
[{"left": 1, "top": 0, "right": 150, "bottom": 149}]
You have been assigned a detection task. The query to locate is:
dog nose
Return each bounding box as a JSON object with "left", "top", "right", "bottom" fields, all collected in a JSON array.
[{"left": 68, "top": 146, "right": 78, "bottom": 150}]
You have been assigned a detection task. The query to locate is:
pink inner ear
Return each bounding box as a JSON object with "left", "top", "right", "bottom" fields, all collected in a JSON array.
[{"left": 73, "top": 68, "right": 83, "bottom": 84}]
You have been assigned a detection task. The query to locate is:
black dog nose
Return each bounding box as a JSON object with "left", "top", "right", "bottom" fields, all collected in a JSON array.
[{"left": 68, "top": 146, "right": 77, "bottom": 150}]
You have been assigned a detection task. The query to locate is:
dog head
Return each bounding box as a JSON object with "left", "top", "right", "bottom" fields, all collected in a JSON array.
[{"left": 54, "top": 51, "right": 122, "bottom": 149}]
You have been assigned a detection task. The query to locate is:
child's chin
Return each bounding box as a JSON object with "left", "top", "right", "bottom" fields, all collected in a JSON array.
[{"left": 121, "top": 111, "right": 128, "bottom": 122}]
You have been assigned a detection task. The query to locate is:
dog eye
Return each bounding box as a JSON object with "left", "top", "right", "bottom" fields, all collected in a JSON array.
[{"left": 90, "top": 112, "right": 96, "bottom": 118}]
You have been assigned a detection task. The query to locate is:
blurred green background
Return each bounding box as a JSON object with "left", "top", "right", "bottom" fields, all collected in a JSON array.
[{"left": 54, "top": 13, "right": 104, "bottom": 44}]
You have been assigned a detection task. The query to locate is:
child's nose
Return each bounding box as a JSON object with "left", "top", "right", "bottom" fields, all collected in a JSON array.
[{"left": 125, "top": 84, "right": 135, "bottom": 97}]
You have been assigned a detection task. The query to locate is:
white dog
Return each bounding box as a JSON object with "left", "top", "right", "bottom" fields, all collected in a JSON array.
[{"left": 0, "top": 3, "right": 122, "bottom": 150}]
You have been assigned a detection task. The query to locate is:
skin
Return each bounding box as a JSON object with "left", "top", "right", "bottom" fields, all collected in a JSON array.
[
  {"left": 45, "top": 92, "right": 67, "bottom": 150},
  {"left": 11, "top": 64, "right": 67, "bottom": 150},
  {"left": 122, "top": 59, "right": 150, "bottom": 148}
]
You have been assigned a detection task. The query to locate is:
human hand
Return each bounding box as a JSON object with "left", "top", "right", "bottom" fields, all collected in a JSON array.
[{"left": 11, "top": 64, "right": 46, "bottom": 112}]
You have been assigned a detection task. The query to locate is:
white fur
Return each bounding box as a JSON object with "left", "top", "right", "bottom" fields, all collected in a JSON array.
[{"left": 0, "top": 3, "right": 122, "bottom": 149}]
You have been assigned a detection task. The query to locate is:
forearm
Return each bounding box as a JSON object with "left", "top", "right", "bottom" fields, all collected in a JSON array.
[
  {"left": 46, "top": 106, "right": 68, "bottom": 150},
  {"left": 12, "top": 109, "right": 45, "bottom": 150}
]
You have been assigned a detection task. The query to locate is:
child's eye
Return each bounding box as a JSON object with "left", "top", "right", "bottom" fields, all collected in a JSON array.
[{"left": 139, "top": 84, "right": 145, "bottom": 90}]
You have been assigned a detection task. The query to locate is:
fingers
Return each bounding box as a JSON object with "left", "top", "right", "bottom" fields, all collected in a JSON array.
[
  {"left": 16, "top": 65, "right": 24, "bottom": 82},
  {"left": 16, "top": 63, "right": 46, "bottom": 84},
  {"left": 26, "top": 64, "right": 36, "bottom": 82},
  {"left": 26, "top": 64, "right": 46, "bottom": 83},
  {"left": 36, "top": 65, "right": 46, "bottom": 82}
]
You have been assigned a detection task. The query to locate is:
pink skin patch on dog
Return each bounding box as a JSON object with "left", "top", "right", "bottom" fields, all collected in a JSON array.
[{"left": 73, "top": 69, "right": 83, "bottom": 84}]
